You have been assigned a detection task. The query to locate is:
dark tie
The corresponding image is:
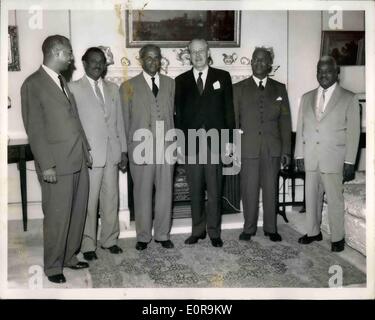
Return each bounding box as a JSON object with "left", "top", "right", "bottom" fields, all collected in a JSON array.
[
  {"left": 197, "top": 72, "right": 204, "bottom": 95},
  {"left": 151, "top": 77, "right": 158, "bottom": 97},
  {"left": 58, "top": 75, "right": 69, "bottom": 101},
  {"left": 259, "top": 80, "right": 265, "bottom": 91}
]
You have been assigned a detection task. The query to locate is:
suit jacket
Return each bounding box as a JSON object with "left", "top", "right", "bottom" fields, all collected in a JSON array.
[
  {"left": 21, "top": 66, "right": 91, "bottom": 175},
  {"left": 295, "top": 84, "right": 360, "bottom": 173},
  {"left": 119, "top": 73, "right": 175, "bottom": 164},
  {"left": 233, "top": 76, "right": 291, "bottom": 158},
  {"left": 174, "top": 67, "right": 235, "bottom": 150},
  {"left": 69, "top": 76, "right": 127, "bottom": 167}
]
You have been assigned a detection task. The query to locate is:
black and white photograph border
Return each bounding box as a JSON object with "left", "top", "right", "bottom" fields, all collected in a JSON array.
[{"left": 0, "top": 0, "right": 374, "bottom": 300}]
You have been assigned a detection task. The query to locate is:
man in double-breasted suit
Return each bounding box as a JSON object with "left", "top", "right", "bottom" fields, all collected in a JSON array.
[
  {"left": 119, "top": 44, "right": 175, "bottom": 251},
  {"left": 69, "top": 47, "right": 127, "bottom": 261},
  {"left": 175, "top": 39, "right": 235, "bottom": 247},
  {"left": 233, "top": 47, "right": 291, "bottom": 242},
  {"left": 21, "top": 35, "right": 91, "bottom": 283},
  {"left": 295, "top": 56, "right": 360, "bottom": 252}
]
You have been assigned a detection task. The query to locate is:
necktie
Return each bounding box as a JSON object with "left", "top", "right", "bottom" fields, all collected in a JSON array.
[
  {"left": 58, "top": 75, "right": 69, "bottom": 101},
  {"left": 259, "top": 80, "right": 265, "bottom": 91},
  {"left": 316, "top": 89, "right": 326, "bottom": 121},
  {"left": 94, "top": 80, "right": 105, "bottom": 105},
  {"left": 151, "top": 76, "right": 158, "bottom": 97},
  {"left": 94, "top": 80, "right": 107, "bottom": 118},
  {"left": 197, "top": 72, "right": 204, "bottom": 95}
]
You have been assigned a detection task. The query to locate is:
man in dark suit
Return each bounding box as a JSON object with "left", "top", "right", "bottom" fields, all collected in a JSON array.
[
  {"left": 175, "top": 39, "right": 235, "bottom": 247},
  {"left": 233, "top": 47, "right": 292, "bottom": 242},
  {"left": 21, "top": 35, "right": 92, "bottom": 284}
]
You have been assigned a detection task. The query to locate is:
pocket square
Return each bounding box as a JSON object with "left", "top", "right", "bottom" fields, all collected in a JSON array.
[
  {"left": 213, "top": 81, "right": 221, "bottom": 90},
  {"left": 276, "top": 96, "right": 283, "bottom": 101}
]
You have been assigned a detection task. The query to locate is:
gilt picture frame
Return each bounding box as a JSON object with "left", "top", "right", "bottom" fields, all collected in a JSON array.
[
  {"left": 8, "top": 25, "right": 20, "bottom": 71},
  {"left": 126, "top": 10, "right": 241, "bottom": 48}
]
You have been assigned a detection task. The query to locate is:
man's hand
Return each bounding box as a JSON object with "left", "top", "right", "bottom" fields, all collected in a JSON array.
[
  {"left": 296, "top": 159, "right": 305, "bottom": 172},
  {"left": 281, "top": 154, "right": 291, "bottom": 169},
  {"left": 119, "top": 152, "right": 128, "bottom": 173},
  {"left": 42, "top": 167, "right": 57, "bottom": 183},
  {"left": 343, "top": 163, "right": 355, "bottom": 182}
]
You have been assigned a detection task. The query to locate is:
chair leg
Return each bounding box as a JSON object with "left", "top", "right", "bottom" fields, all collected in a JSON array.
[{"left": 278, "top": 177, "right": 289, "bottom": 223}]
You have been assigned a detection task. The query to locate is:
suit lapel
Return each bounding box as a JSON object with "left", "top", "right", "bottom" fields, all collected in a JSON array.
[
  {"left": 203, "top": 67, "right": 215, "bottom": 95},
  {"left": 311, "top": 88, "right": 319, "bottom": 117},
  {"left": 102, "top": 80, "right": 112, "bottom": 119},
  {"left": 39, "top": 67, "right": 71, "bottom": 106}
]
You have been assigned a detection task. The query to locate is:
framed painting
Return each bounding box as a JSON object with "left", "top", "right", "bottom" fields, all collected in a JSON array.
[
  {"left": 321, "top": 31, "right": 365, "bottom": 66},
  {"left": 126, "top": 10, "right": 241, "bottom": 48},
  {"left": 8, "top": 26, "right": 20, "bottom": 71}
]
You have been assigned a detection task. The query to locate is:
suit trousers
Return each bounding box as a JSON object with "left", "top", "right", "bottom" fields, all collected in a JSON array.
[
  {"left": 305, "top": 170, "right": 345, "bottom": 242},
  {"left": 81, "top": 164, "right": 120, "bottom": 252},
  {"left": 40, "top": 162, "right": 89, "bottom": 277},
  {"left": 185, "top": 162, "right": 223, "bottom": 239},
  {"left": 129, "top": 163, "right": 173, "bottom": 242},
  {"left": 240, "top": 146, "right": 280, "bottom": 235}
]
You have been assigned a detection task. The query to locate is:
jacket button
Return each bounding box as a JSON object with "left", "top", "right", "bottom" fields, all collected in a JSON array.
[{"left": 316, "top": 142, "right": 319, "bottom": 144}]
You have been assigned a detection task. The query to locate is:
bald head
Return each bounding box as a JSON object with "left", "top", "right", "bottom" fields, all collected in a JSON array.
[{"left": 317, "top": 55, "right": 339, "bottom": 89}]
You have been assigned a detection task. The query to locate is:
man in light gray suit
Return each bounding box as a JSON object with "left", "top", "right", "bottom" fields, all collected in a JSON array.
[
  {"left": 295, "top": 56, "right": 360, "bottom": 252},
  {"left": 119, "top": 44, "right": 175, "bottom": 251},
  {"left": 69, "top": 47, "right": 127, "bottom": 260}
]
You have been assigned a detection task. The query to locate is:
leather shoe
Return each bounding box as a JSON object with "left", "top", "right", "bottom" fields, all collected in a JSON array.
[
  {"left": 101, "top": 245, "right": 123, "bottom": 254},
  {"left": 48, "top": 274, "right": 66, "bottom": 284},
  {"left": 184, "top": 233, "right": 206, "bottom": 245},
  {"left": 264, "top": 231, "right": 282, "bottom": 242},
  {"left": 331, "top": 239, "right": 345, "bottom": 252},
  {"left": 239, "top": 232, "right": 252, "bottom": 241},
  {"left": 298, "top": 232, "right": 323, "bottom": 244},
  {"left": 210, "top": 237, "right": 223, "bottom": 247},
  {"left": 155, "top": 239, "right": 174, "bottom": 249},
  {"left": 135, "top": 242, "right": 148, "bottom": 251},
  {"left": 67, "top": 261, "right": 89, "bottom": 270},
  {"left": 83, "top": 251, "right": 98, "bottom": 261}
]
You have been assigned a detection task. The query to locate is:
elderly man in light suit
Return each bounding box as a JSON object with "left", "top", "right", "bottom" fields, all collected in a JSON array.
[
  {"left": 295, "top": 56, "right": 360, "bottom": 252},
  {"left": 119, "top": 44, "right": 175, "bottom": 251},
  {"left": 69, "top": 47, "right": 127, "bottom": 260}
]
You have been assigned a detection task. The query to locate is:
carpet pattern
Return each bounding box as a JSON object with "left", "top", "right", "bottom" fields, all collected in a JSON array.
[{"left": 89, "top": 224, "right": 366, "bottom": 288}]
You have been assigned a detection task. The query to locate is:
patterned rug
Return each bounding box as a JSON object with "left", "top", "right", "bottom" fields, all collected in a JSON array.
[{"left": 89, "top": 224, "right": 366, "bottom": 288}]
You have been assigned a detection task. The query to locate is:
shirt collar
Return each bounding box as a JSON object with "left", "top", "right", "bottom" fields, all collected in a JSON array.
[
  {"left": 143, "top": 71, "right": 159, "bottom": 82},
  {"left": 85, "top": 74, "right": 103, "bottom": 87},
  {"left": 42, "top": 64, "right": 60, "bottom": 81},
  {"left": 319, "top": 82, "right": 337, "bottom": 95},
  {"left": 193, "top": 66, "right": 209, "bottom": 79},
  {"left": 252, "top": 75, "right": 268, "bottom": 87}
]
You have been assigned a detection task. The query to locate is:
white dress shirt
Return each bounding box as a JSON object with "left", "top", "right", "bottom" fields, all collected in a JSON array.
[
  {"left": 143, "top": 71, "right": 160, "bottom": 91},
  {"left": 252, "top": 75, "right": 268, "bottom": 88},
  {"left": 193, "top": 66, "right": 209, "bottom": 89},
  {"left": 86, "top": 75, "right": 105, "bottom": 103},
  {"left": 42, "top": 64, "right": 67, "bottom": 95},
  {"left": 316, "top": 82, "right": 337, "bottom": 113}
]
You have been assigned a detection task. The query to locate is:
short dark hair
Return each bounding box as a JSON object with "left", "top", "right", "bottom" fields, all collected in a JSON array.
[
  {"left": 252, "top": 46, "right": 274, "bottom": 65},
  {"left": 82, "top": 47, "right": 107, "bottom": 64},
  {"left": 139, "top": 44, "right": 161, "bottom": 60},
  {"left": 42, "top": 35, "right": 70, "bottom": 56}
]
